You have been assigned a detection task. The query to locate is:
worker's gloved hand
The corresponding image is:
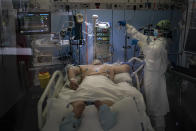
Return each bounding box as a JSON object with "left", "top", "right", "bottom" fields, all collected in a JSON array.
[
  {"left": 98, "top": 104, "right": 118, "bottom": 131},
  {"left": 59, "top": 112, "right": 81, "bottom": 131},
  {"left": 131, "top": 39, "right": 139, "bottom": 45},
  {"left": 70, "top": 78, "right": 79, "bottom": 90},
  {"left": 138, "top": 41, "right": 145, "bottom": 48},
  {"left": 126, "top": 24, "right": 135, "bottom": 35},
  {"left": 126, "top": 24, "right": 133, "bottom": 30}
]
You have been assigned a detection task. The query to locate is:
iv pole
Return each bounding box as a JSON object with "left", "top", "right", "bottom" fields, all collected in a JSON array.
[
  {"left": 124, "top": 9, "right": 128, "bottom": 62},
  {"left": 92, "top": 15, "right": 98, "bottom": 61}
]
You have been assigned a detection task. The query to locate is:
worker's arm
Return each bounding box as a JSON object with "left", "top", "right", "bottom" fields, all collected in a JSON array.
[
  {"left": 126, "top": 24, "right": 148, "bottom": 43},
  {"left": 138, "top": 41, "right": 145, "bottom": 48},
  {"left": 68, "top": 66, "right": 81, "bottom": 90},
  {"left": 112, "top": 64, "right": 131, "bottom": 74}
]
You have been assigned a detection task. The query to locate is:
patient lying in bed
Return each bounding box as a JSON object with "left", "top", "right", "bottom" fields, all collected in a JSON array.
[
  {"left": 60, "top": 60, "right": 131, "bottom": 131},
  {"left": 68, "top": 59, "right": 130, "bottom": 90}
]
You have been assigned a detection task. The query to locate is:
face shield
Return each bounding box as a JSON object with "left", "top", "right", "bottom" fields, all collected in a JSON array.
[{"left": 153, "top": 29, "right": 159, "bottom": 37}]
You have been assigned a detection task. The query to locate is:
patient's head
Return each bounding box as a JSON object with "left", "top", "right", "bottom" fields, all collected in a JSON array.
[{"left": 92, "top": 59, "right": 102, "bottom": 65}]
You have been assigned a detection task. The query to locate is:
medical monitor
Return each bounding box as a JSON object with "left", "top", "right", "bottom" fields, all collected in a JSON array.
[{"left": 17, "top": 12, "right": 51, "bottom": 35}]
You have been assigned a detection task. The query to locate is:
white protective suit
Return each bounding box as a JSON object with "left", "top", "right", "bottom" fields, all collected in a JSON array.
[{"left": 126, "top": 24, "right": 169, "bottom": 129}]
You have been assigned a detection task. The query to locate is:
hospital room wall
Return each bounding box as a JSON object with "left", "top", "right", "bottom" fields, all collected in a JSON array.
[{"left": 51, "top": 9, "right": 182, "bottom": 65}]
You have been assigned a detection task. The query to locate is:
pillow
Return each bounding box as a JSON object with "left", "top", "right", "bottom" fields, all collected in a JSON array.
[{"left": 114, "top": 72, "right": 132, "bottom": 84}]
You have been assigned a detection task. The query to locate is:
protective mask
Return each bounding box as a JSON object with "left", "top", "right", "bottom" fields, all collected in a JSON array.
[{"left": 154, "top": 29, "right": 158, "bottom": 37}]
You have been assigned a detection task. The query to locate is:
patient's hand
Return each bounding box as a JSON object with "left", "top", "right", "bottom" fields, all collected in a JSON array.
[{"left": 70, "top": 79, "right": 79, "bottom": 90}]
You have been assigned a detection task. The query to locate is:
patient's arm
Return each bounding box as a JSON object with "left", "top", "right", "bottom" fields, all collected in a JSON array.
[
  {"left": 104, "top": 65, "right": 115, "bottom": 81},
  {"left": 68, "top": 66, "right": 81, "bottom": 90},
  {"left": 112, "top": 64, "right": 130, "bottom": 74},
  {"left": 109, "top": 70, "right": 115, "bottom": 81}
]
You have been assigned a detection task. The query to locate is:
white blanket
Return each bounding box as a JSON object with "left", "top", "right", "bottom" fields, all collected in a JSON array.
[
  {"left": 43, "top": 75, "right": 154, "bottom": 131},
  {"left": 68, "top": 75, "right": 141, "bottom": 103}
]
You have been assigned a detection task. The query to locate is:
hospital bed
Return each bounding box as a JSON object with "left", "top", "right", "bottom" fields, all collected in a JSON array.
[{"left": 37, "top": 57, "right": 153, "bottom": 131}]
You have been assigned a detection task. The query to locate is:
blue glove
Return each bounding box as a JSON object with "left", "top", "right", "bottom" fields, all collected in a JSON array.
[
  {"left": 98, "top": 104, "right": 118, "bottom": 131},
  {"left": 153, "top": 29, "right": 158, "bottom": 37},
  {"left": 59, "top": 112, "right": 81, "bottom": 131},
  {"left": 131, "top": 39, "right": 139, "bottom": 45},
  {"left": 118, "top": 21, "right": 126, "bottom": 26}
]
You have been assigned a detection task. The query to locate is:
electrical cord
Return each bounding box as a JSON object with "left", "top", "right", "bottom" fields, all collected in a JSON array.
[{"left": 124, "top": 9, "right": 128, "bottom": 62}]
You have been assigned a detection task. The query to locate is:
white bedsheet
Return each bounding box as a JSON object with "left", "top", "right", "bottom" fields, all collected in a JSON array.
[
  {"left": 43, "top": 75, "right": 153, "bottom": 131},
  {"left": 68, "top": 75, "right": 141, "bottom": 103}
]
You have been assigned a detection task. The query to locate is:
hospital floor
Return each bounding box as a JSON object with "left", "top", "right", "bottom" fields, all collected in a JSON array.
[{"left": 1, "top": 83, "right": 196, "bottom": 131}]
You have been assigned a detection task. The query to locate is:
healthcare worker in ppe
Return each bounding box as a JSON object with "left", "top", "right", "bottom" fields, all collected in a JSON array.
[{"left": 126, "top": 20, "right": 170, "bottom": 131}]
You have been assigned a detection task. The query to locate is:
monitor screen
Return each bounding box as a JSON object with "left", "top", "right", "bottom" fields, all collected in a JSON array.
[{"left": 17, "top": 12, "right": 51, "bottom": 35}]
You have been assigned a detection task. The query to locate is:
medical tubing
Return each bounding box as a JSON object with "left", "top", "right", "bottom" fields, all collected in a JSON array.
[{"left": 124, "top": 9, "right": 128, "bottom": 62}]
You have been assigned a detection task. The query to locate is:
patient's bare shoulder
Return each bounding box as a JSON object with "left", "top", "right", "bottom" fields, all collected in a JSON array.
[
  {"left": 122, "top": 64, "right": 131, "bottom": 71},
  {"left": 112, "top": 64, "right": 130, "bottom": 74}
]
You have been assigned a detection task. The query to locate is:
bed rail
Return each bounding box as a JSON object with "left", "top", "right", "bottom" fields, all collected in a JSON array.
[
  {"left": 37, "top": 70, "right": 64, "bottom": 130},
  {"left": 128, "top": 57, "right": 145, "bottom": 90}
]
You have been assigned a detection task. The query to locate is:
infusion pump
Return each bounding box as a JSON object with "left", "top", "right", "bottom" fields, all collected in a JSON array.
[{"left": 96, "top": 22, "right": 110, "bottom": 29}]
